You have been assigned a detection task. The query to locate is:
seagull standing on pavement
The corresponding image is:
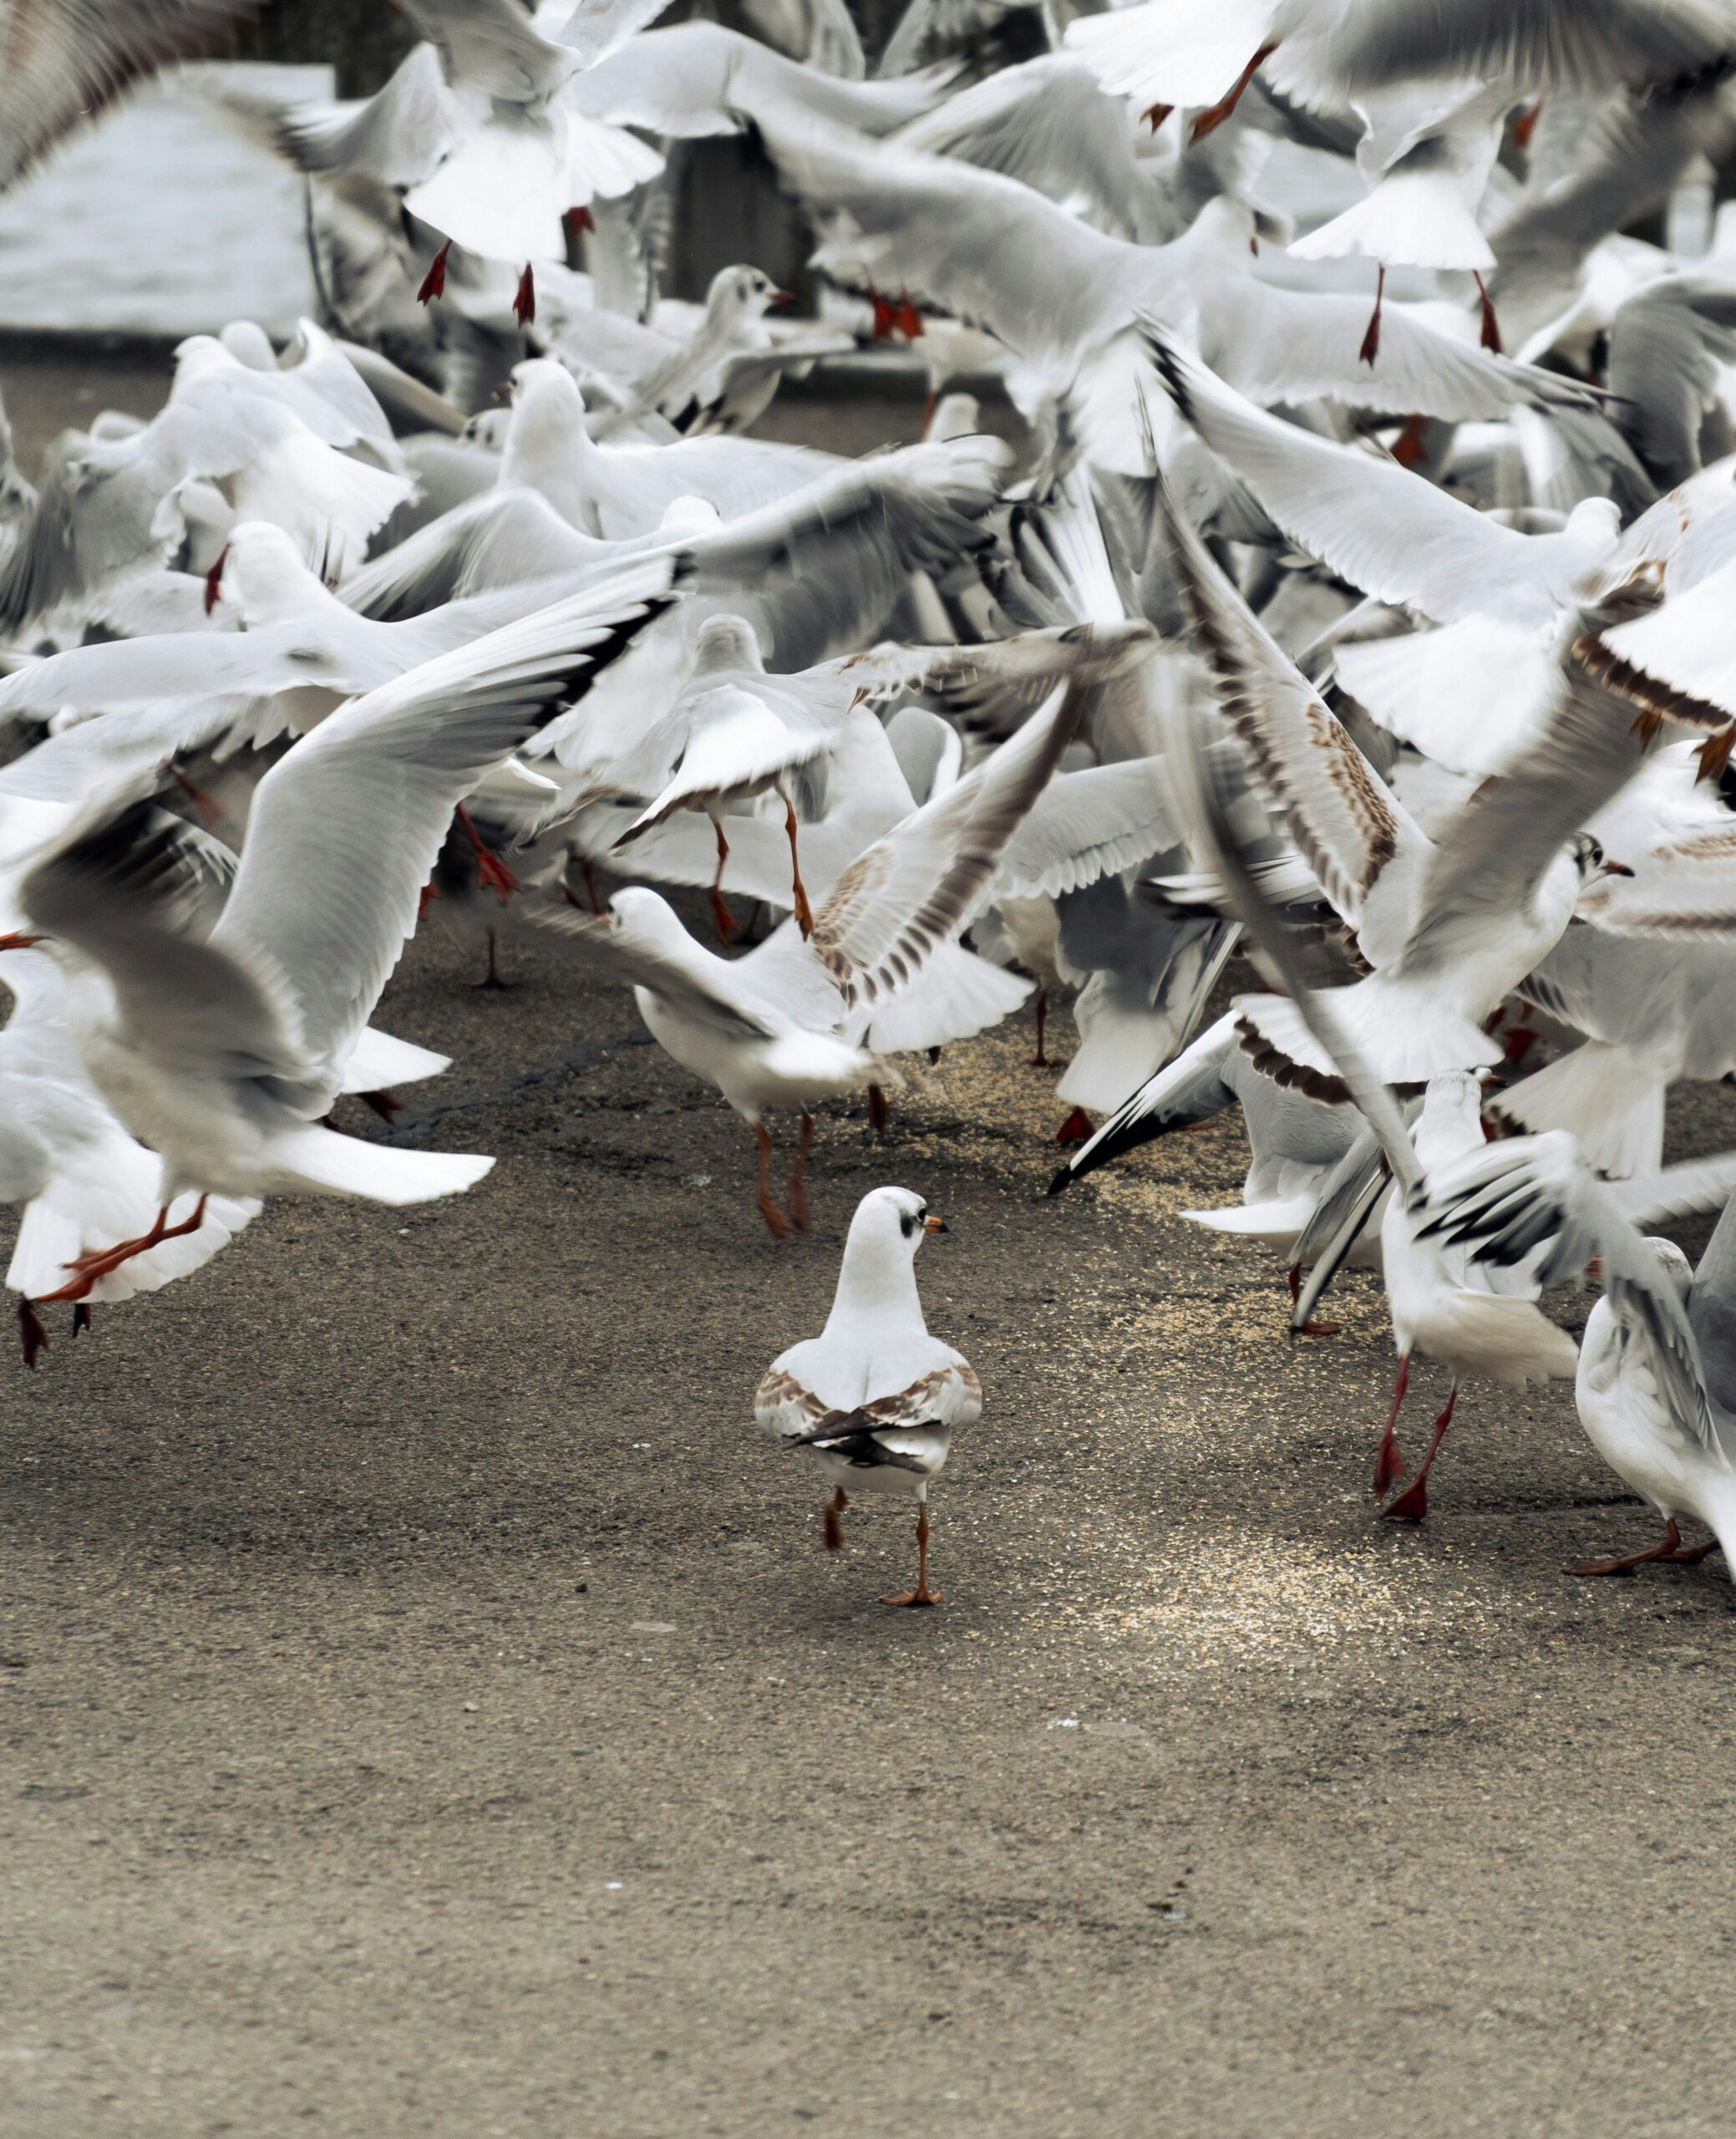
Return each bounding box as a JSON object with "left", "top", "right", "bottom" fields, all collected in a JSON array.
[{"left": 755, "top": 1185, "right": 979, "bottom": 1607}]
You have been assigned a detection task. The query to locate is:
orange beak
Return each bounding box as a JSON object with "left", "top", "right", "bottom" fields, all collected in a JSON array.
[
  {"left": 1601, "top": 859, "right": 1635, "bottom": 876},
  {"left": 922, "top": 1213, "right": 948, "bottom": 1234},
  {"left": 769, "top": 289, "right": 797, "bottom": 307},
  {"left": 0, "top": 931, "right": 42, "bottom": 950}
]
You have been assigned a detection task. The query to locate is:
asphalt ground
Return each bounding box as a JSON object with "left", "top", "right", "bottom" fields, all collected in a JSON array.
[{"left": 6, "top": 357, "right": 1736, "bottom": 2139}]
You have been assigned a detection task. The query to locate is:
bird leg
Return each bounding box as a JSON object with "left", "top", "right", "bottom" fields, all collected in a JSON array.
[
  {"left": 34, "top": 1197, "right": 210, "bottom": 1306},
  {"left": 754, "top": 1121, "right": 791, "bottom": 1240},
  {"left": 1140, "top": 101, "right": 1174, "bottom": 133},
  {"left": 866, "top": 1083, "right": 891, "bottom": 1135},
  {"left": 579, "top": 857, "right": 604, "bottom": 914},
  {"left": 454, "top": 805, "right": 520, "bottom": 904},
  {"left": 708, "top": 817, "right": 739, "bottom": 945},
  {"left": 474, "top": 927, "right": 513, "bottom": 991},
  {"left": 919, "top": 389, "right": 937, "bottom": 439},
  {"left": 1054, "top": 1106, "right": 1094, "bottom": 1146},
  {"left": 1472, "top": 272, "right": 1503, "bottom": 353},
  {"left": 1286, "top": 1262, "right": 1341, "bottom": 1339},
  {"left": 1567, "top": 1517, "right": 1723, "bottom": 1577},
  {"left": 1029, "top": 988, "right": 1051, "bottom": 1067},
  {"left": 168, "top": 762, "right": 223, "bottom": 824},
  {"left": 783, "top": 796, "right": 815, "bottom": 937},
  {"left": 1371, "top": 1353, "right": 1410, "bottom": 1496},
  {"left": 514, "top": 263, "right": 536, "bottom": 328},
  {"left": 418, "top": 879, "right": 440, "bottom": 923},
  {"left": 788, "top": 1107, "right": 815, "bottom": 1232},
  {"left": 1359, "top": 264, "right": 1386, "bottom": 368},
  {"left": 1188, "top": 43, "right": 1276, "bottom": 141},
  {"left": 823, "top": 1486, "right": 848, "bottom": 1552},
  {"left": 417, "top": 239, "right": 452, "bottom": 306},
  {"left": 18, "top": 1298, "right": 47, "bottom": 1369},
  {"left": 358, "top": 1089, "right": 404, "bottom": 1124},
  {"left": 882, "top": 1504, "right": 942, "bottom": 1608},
  {"left": 72, "top": 1303, "right": 92, "bottom": 1338},
  {"left": 1512, "top": 99, "right": 1544, "bottom": 150},
  {"left": 1382, "top": 1380, "right": 1457, "bottom": 1522}
]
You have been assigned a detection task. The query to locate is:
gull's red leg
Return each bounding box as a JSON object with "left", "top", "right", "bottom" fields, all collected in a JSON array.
[
  {"left": 1360, "top": 264, "right": 1386, "bottom": 368},
  {"left": 823, "top": 1486, "right": 848, "bottom": 1552},
  {"left": 34, "top": 1197, "right": 210, "bottom": 1306},
  {"left": 709, "top": 816, "right": 738, "bottom": 945},
  {"left": 18, "top": 1298, "right": 47, "bottom": 1369},
  {"left": 454, "top": 805, "right": 520, "bottom": 904},
  {"left": 1383, "top": 1380, "right": 1457, "bottom": 1522},
  {"left": 883, "top": 1504, "right": 942, "bottom": 1608},
  {"left": 783, "top": 797, "right": 815, "bottom": 937},
  {"left": 1287, "top": 1261, "right": 1340, "bottom": 1339},
  {"left": 754, "top": 1121, "right": 791, "bottom": 1240},
  {"left": 1372, "top": 1353, "right": 1410, "bottom": 1496},
  {"left": 788, "top": 1106, "right": 815, "bottom": 1232},
  {"left": 1188, "top": 43, "right": 1276, "bottom": 141},
  {"left": 1568, "top": 1517, "right": 1722, "bottom": 1576}
]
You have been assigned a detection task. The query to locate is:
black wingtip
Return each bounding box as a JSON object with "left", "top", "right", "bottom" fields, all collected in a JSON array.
[{"left": 1047, "top": 1162, "right": 1074, "bottom": 1197}]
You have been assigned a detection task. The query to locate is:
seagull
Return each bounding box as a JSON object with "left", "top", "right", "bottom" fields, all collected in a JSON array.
[
  {"left": 1049, "top": 1006, "right": 1368, "bottom": 1328},
  {"left": 10, "top": 565, "right": 676, "bottom": 1294},
  {"left": 268, "top": 0, "right": 665, "bottom": 328},
  {"left": 530, "top": 682, "right": 1087, "bottom": 1235},
  {"left": 1064, "top": 0, "right": 1736, "bottom": 140},
  {"left": 606, "top": 614, "right": 860, "bottom": 939},
  {"left": 589, "top": 266, "right": 810, "bottom": 439},
  {"left": 754, "top": 1185, "right": 977, "bottom": 1607},
  {"left": 0, "top": 347, "right": 414, "bottom": 637},
  {"left": 756, "top": 116, "right": 1601, "bottom": 473},
  {"left": 0, "top": 942, "right": 257, "bottom": 1366},
  {"left": 1420, "top": 1130, "right": 1736, "bottom": 1574},
  {"left": 1153, "top": 445, "right": 1649, "bottom": 1090}
]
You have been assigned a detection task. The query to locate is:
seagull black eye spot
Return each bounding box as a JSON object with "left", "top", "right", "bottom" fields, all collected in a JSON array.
[{"left": 900, "top": 1212, "right": 916, "bottom": 1238}]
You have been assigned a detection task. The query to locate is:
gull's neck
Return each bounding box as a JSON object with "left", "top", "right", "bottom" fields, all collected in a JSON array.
[{"left": 823, "top": 1236, "right": 927, "bottom": 1342}]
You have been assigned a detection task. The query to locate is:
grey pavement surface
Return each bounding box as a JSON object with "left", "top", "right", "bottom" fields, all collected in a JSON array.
[{"left": 5, "top": 365, "right": 1736, "bottom": 2139}]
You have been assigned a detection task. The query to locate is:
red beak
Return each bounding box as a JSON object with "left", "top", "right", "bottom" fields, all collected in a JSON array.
[
  {"left": 1601, "top": 859, "right": 1635, "bottom": 876},
  {"left": 769, "top": 289, "right": 797, "bottom": 307},
  {"left": 203, "top": 543, "right": 229, "bottom": 615},
  {"left": 0, "top": 931, "right": 42, "bottom": 950}
]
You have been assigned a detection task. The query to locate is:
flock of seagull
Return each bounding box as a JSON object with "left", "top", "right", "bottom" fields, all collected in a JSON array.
[{"left": 9, "top": 0, "right": 1736, "bottom": 1605}]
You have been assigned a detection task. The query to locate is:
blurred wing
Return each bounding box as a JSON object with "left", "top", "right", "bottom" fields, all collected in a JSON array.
[
  {"left": 0, "top": 0, "right": 261, "bottom": 194},
  {"left": 522, "top": 903, "right": 782, "bottom": 1040},
  {"left": 211, "top": 564, "right": 677, "bottom": 1071},
  {"left": 1576, "top": 826, "right": 1736, "bottom": 937},
  {"left": 996, "top": 757, "right": 1178, "bottom": 899},
  {"left": 1157, "top": 465, "right": 1426, "bottom": 958},
  {"left": 1146, "top": 331, "right": 1549, "bottom": 625},
  {"left": 808, "top": 680, "right": 1086, "bottom": 1006}
]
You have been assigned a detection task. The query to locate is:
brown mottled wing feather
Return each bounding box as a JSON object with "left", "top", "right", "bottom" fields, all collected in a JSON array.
[
  {"left": 0, "top": 0, "right": 261, "bottom": 196},
  {"left": 810, "top": 681, "right": 1086, "bottom": 1008},
  {"left": 753, "top": 1365, "right": 833, "bottom": 1443},
  {"left": 858, "top": 1360, "right": 982, "bottom": 1431},
  {"left": 1157, "top": 474, "right": 1428, "bottom": 968}
]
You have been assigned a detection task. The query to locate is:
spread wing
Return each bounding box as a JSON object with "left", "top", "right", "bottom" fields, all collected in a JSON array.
[
  {"left": 1157, "top": 463, "right": 1428, "bottom": 964},
  {"left": 210, "top": 565, "right": 677, "bottom": 1076},
  {"left": 0, "top": 0, "right": 262, "bottom": 195},
  {"left": 805, "top": 679, "right": 1085, "bottom": 1008},
  {"left": 523, "top": 904, "right": 782, "bottom": 1043}
]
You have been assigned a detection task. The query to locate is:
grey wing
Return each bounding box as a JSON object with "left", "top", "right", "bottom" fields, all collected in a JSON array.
[
  {"left": 1421, "top": 1132, "right": 1719, "bottom": 1453},
  {"left": 524, "top": 904, "right": 784, "bottom": 1040},
  {"left": 0, "top": 0, "right": 262, "bottom": 195},
  {"left": 808, "top": 681, "right": 1085, "bottom": 1007},
  {"left": 997, "top": 758, "right": 1179, "bottom": 899},
  {"left": 755, "top": 110, "right": 1129, "bottom": 368},
  {"left": 1207, "top": 275, "right": 1603, "bottom": 426},
  {"left": 275, "top": 43, "right": 451, "bottom": 185},
  {"left": 1608, "top": 278, "right": 1736, "bottom": 487},
  {"left": 19, "top": 799, "right": 308, "bottom": 1080},
  {"left": 1307, "top": 0, "right": 1736, "bottom": 99},
  {"left": 554, "top": 0, "right": 681, "bottom": 69},
  {"left": 1405, "top": 652, "right": 1649, "bottom": 973},
  {"left": 399, "top": 0, "right": 572, "bottom": 101},
  {"left": 895, "top": 54, "right": 1144, "bottom": 238},
  {"left": 210, "top": 564, "right": 677, "bottom": 1075},
  {"left": 1050, "top": 1008, "right": 1239, "bottom": 1189},
  {"left": 1156, "top": 460, "right": 1427, "bottom": 961},
  {"left": 1146, "top": 331, "right": 1548, "bottom": 625},
  {"left": 341, "top": 489, "right": 616, "bottom": 619}
]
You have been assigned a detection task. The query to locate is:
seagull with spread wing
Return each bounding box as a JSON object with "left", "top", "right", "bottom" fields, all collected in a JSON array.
[
  {"left": 530, "top": 682, "right": 1086, "bottom": 1237},
  {"left": 10, "top": 564, "right": 677, "bottom": 1297}
]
